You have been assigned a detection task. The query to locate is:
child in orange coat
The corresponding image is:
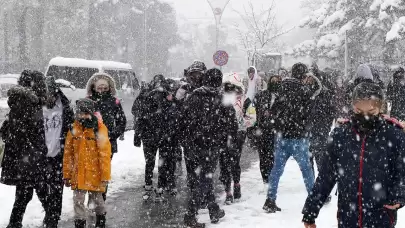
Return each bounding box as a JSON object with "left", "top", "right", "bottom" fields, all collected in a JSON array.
[{"left": 63, "top": 98, "right": 111, "bottom": 228}]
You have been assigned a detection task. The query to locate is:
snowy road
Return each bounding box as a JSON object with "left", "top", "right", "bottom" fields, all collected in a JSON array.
[{"left": 1, "top": 131, "right": 405, "bottom": 227}]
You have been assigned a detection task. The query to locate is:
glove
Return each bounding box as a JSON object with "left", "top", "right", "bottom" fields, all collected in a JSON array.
[
  {"left": 134, "top": 134, "right": 142, "bottom": 147},
  {"left": 64, "top": 179, "right": 71, "bottom": 187}
]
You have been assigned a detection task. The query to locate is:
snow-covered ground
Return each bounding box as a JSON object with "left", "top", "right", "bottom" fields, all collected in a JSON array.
[
  {"left": 0, "top": 131, "right": 146, "bottom": 227},
  {"left": 201, "top": 161, "right": 405, "bottom": 228},
  {"left": 1, "top": 131, "right": 405, "bottom": 227}
]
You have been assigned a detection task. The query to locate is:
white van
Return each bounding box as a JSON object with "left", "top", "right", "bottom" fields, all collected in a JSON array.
[{"left": 45, "top": 57, "right": 140, "bottom": 128}]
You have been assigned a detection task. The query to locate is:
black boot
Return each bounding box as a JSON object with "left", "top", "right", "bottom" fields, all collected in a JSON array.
[
  {"left": 263, "top": 198, "right": 282, "bottom": 213},
  {"left": 95, "top": 213, "right": 106, "bottom": 228},
  {"left": 208, "top": 204, "right": 225, "bottom": 224},
  {"left": 234, "top": 184, "right": 241, "bottom": 200},
  {"left": 184, "top": 213, "right": 205, "bottom": 228},
  {"left": 74, "top": 219, "right": 86, "bottom": 228}
]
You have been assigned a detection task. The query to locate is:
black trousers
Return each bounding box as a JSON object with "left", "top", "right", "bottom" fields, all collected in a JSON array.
[
  {"left": 143, "top": 139, "right": 177, "bottom": 189},
  {"left": 102, "top": 153, "right": 114, "bottom": 201},
  {"left": 43, "top": 155, "right": 64, "bottom": 223},
  {"left": 310, "top": 134, "right": 327, "bottom": 174},
  {"left": 257, "top": 133, "right": 275, "bottom": 183},
  {"left": 186, "top": 146, "right": 220, "bottom": 216},
  {"left": 219, "top": 131, "right": 246, "bottom": 192},
  {"left": 8, "top": 184, "right": 48, "bottom": 227}
]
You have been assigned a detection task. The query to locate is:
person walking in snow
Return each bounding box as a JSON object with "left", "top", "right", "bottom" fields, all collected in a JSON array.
[
  {"left": 86, "top": 73, "right": 126, "bottom": 200},
  {"left": 254, "top": 75, "right": 282, "bottom": 184},
  {"left": 134, "top": 75, "right": 180, "bottom": 201},
  {"left": 263, "top": 63, "right": 321, "bottom": 213},
  {"left": 243, "top": 66, "right": 260, "bottom": 115},
  {"left": 41, "top": 76, "right": 74, "bottom": 227},
  {"left": 63, "top": 98, "right": 111, "bottom": 228},
  {"left": 176, "top": 61, "right": 206, "bottom": 181},
  {"left": 0, "top": 70, "right": 51, "bottom": 228},
  {"left": 220, "top": 72, "right": 254, "bottom": 204},
  {"left": 182, "top": 68, "right": 238, "bottom": 228},
  {"left": 387, "top": 66, "right": 405, "bottom": 121},
  {"left": 302, "top": 82, "right": 405, "bottom": 228}
]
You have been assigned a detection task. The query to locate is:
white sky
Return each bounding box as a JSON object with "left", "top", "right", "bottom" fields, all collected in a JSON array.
[{"left": 165, "top": 0, "right": 305, "bottom": 27}]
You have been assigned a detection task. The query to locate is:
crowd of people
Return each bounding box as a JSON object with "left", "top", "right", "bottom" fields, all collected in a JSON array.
[{"left": 0, "top": 60, "right": 405, "bottom": 228}]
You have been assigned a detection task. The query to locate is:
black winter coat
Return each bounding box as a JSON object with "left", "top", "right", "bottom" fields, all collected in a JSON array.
[
  {"left": 0, "top": 86, "right": 48, "bottom": 186},
  {"left": 254, "top": 89, "right": 278, "bottom": 135},
  {"left": 58, "top": 91, "right": 74, "bottom": 153},
  {"left": 181, "top": 86, "right": 238, "bottom": 150},
  {"left": 387, "top": 81, "right": 405, "bottom": 121},
  {"left": 302, "top": 119, "right": 405, "bottom": 228},
  {"left": 90, "top": 94, "right": 126, "bottom": 154},
  {"left": 137, "top": 88, "right": 180, "bottom": 144},
  {"left": 273, "top": 78, "right": 320, "bottom": 138}
]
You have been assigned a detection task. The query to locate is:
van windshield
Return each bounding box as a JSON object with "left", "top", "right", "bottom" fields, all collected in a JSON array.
[
  {"left": 46, "top": 65, "right": 98, "bottom": 89},
  {"left": 104, "top": 70, "right": 139, "bottom": 90}
]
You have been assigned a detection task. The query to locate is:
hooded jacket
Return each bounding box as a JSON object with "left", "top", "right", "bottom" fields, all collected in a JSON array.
[
  {"left": 182, "top": 86, "right": 238, "bottom": 150},
  {"left": 86, "top": 73, "right": 126, "bottom": 154},
  {"left": 63, "top": 115, "right": 111, "bottom": 192},
  {"left": 223, "top": 73, "right": 254, "bottom": 131},
  {"left": 273, "top": 75, "right": 321, "bottom": 138},
  {"left": 302, "top": 118, "right": 405, "bottom": 228},
  {"left": 0, "top": 86, "right": 48, "bottom": 186}
]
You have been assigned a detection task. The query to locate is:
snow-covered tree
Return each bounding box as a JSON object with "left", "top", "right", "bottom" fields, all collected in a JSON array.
[{"left": 293, "top": 0, "right": 405, "bottom": 73}]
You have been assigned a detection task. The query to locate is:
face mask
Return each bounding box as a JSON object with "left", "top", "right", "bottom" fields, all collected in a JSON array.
[
  {"left": 351, "top": 113, "right": 381, "bottom": 132},
  {"left": 79, "top": 117, "right": 96, "bottom": 129},
  {"left": 268, "top": 82, "right": 281, "bottom": 93},
  {"left": 222, "top": 92, "right": 237, "bottom": 106},
  {"left": 94, "top": 91, "right": 110, "bottom": 100}
]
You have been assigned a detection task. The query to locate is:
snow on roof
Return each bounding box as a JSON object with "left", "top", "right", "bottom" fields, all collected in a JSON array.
[
  {"left": 0, "top": 74, "right": 19, "bottom": 85},
  {"left": 386, "top": 16, "right": 405, "bottom": 42},
  {"left": 48, "top": 57, "right": 133, "bottom": 70}
]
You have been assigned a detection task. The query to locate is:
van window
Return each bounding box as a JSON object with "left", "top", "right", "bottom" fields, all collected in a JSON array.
[
  {"left": 104, "top": 70, "right": 137, "bottom": 90},
  {"left": 46, "top": 65, "right": 98, "bottom": 89}
]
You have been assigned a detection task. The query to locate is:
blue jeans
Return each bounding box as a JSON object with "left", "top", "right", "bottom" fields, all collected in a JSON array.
[{"left": 267, "top": 137, "right": 314, "bottom": 201}]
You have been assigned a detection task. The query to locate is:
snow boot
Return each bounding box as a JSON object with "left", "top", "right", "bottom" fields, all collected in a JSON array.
[
  {"left": 234, "top": 184, "right": 241, "bottom": 200},
  {"left": 74, "top": 219, "right": 86, "bottom": 228},
  {"left": 208, "top": 204, "right": 225, "bottom": 224},
  {"left": 263, "top": 198, "right": 282, "bottom": 213},
  {"left": 184, "top": 213, "right": 205, "bottom": 228},
  {"left": 155, "top": 188, "right": 164, "bottom": 202},
  {"left": 225, "top": 192, "right": 234, "bottom": 205},
  {"left": 143, "top": 185, "right": 153, "bottom": 201},
  {"left": 95, "top": 213, "right": 106, "bottom": 228}
]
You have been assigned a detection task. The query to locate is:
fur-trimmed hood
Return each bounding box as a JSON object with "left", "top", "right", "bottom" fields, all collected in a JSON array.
[{"left": 86, "top": 73, "right": 117, "bottom": 96}]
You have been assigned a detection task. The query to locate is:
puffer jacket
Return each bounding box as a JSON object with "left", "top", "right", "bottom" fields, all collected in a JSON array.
[
  {"left": 63, "top": 115, "right": 111, "bottom": 192},
  {"left": 302, "top": 118, "right": 405, "bottom": 228}
]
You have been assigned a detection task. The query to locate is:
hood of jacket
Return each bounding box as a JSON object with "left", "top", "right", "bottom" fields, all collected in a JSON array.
[
  {"left": 355, "top": 64, "right": 374, "bottom": 81},
  {"left": 86, "top": 73, "right": 117, "bottom": 96},
  {"left": 7, "top": 86, "right": 39, "bottom": 110},
  {"left": 223, "top": 72, "right": 245, "bottom": 92}
]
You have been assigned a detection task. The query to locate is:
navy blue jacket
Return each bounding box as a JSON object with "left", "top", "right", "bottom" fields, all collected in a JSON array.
[{"left": 302, "top": 119, "right": 405, "bottom": 228}]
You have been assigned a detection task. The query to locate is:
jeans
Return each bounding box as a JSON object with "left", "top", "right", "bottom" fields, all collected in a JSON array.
[{"left": 267, "top": 137, "right": 314, "bottom": 201}]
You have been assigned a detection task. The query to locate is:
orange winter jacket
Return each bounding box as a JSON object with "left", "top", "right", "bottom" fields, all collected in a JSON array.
[{"left": 63, "top": 117, "right": 111, "bottom": 192}]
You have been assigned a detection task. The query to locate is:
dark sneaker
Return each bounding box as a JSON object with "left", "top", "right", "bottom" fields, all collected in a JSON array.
[
  {"left": 184, "top": 213, "right": 205, "bottom": 228},
  {"left": 143, "top": 185, "right": 153, "bottom": 201},
  {"left": 234, "top": 184, "right": 241, "bottom": 200},
  {"left": 225, "top": 193, "right": 234, "bottom": 205},
  {"left": 74, "top": 219, "right": 86, "bottom": 228},
  {"left": 208, "top": 204, "right": 225, "bottom": 224},
  {"left": 263, "top": 198, "right": 282, "bottom": 213}
]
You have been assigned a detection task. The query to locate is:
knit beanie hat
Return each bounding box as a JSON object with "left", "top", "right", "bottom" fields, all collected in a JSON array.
[
  {"left": 76, "top": 98, "right": 96, "bottom": 114},
  {"left": 352, "top": 82, "right": 384, "bottom": 102}
]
